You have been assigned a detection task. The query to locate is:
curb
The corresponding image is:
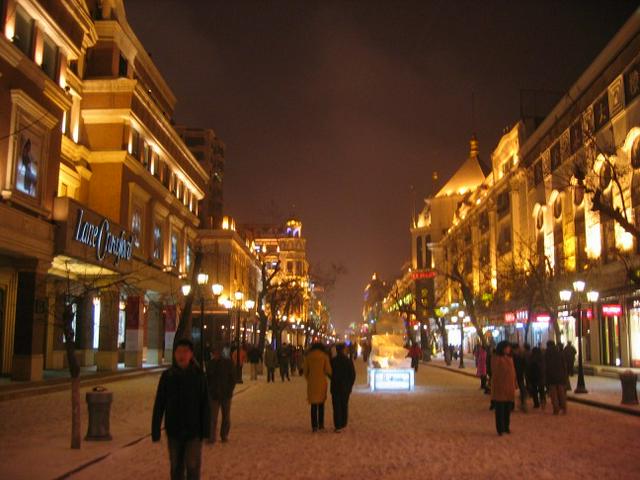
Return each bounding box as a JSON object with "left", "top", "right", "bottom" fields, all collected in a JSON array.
[
  {"left": 425, "top": 362, "right": 640, "bottom": 417},
  {"left": 0, "top": 367, "right": 167, "bottom": 402}
]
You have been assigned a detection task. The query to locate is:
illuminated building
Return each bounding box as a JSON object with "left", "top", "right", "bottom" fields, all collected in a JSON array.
[
  {"left": 0, "top": 1, "right": 208, "bottom": 379},
  {"left": 428, "top": 11, "right": 640, "bottom": 369}
]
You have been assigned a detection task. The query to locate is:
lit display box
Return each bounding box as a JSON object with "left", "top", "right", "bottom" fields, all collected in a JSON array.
[{"left": 368, "top": 367, "right": 415, "bottom": 392}]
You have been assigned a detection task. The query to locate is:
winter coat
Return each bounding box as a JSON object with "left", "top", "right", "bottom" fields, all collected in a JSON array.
[
  {"left": 476, "top": 348, "right": 487, "bottom": 377},
  {"left": 563, "top": 344, "right": 577, "bottom": 367},
  {"left": 525, "top": 352, "right": 545, "bottom": 386},
  {"left": 205, "top": 357, "right": 236, "bottom": 401},
  {"left": 277, "top": 347, "right": 290, "bottom": 366},
  {"left": 264, "top": 348, "right": 278, "bottom": 369},
  {"left": 152, "top": 363, "right": 210, "bottom": 441},
  {"left": 513, "top": 352, "right": 526, "bottom": 383},
  {"left": 490, "top": 355, "right": 517, "bottom": 402},
  {"left": 330, "top": 354, "right": 356, "bottom": 396},
  {"left": 545, "top": 346, "right": 568, "bottom": 386},
  {"left": 248, "top": 347, "right": 261, "bottom": 364},
  {"left": 304, "top": 348, "right": 332, "bottom": 404},
  {"left": 296, "top": 350, "right": 305, "bottom": 370}
]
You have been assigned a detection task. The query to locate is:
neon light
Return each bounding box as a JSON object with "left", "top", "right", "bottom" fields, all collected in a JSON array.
[{"left": 602, "top": 304, "right": 622, "bottom": 316}]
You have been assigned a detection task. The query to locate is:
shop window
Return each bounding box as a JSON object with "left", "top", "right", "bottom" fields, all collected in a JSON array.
[
  {"left": 12, "top": 7, "right": 33, "bottom": 57},
  {"left": 41, "top": 34, "right": 59, "bottom": 81},
  {"left": 153, "top": 224, "right": 162, "bottom": 260},
  {"left": 170, "top": 232, "right": 179, "bottom": 267}
]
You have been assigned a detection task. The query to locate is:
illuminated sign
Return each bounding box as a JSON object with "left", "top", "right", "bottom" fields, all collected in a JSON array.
[
  {"left": 74, "top": 209, "right": 133, "bottom": 265},
  {"left": 602, "top": 304, "right": 622, "bottom": 317},
  {"left": 534, "top": 314, "right": 551, "bottom": 323},
  {"left": 411, "top": 270, "right": 436, "bottom": 280},
  {"left": 369, "top": 368, "right": 415, "bottom": 392},
  {"left": 504, "top": 312, "right": 516, "bottom": 323}
]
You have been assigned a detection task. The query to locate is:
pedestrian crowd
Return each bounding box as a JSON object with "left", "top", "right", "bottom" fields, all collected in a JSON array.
[
  {"left": 474, "top": 339, "right": 577, "bottom": 436},
  {"left": 151, "top": 338, "right": 357, "bottom": 479}
]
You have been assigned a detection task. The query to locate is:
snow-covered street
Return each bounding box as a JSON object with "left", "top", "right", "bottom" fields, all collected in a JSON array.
[{"left": 4, "top": 360, "right": 632, "bottom": 480}]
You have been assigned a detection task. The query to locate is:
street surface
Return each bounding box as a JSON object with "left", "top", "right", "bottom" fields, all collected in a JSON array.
[{"left": 1, "top": 362, "right": 638, "bottom": 479}]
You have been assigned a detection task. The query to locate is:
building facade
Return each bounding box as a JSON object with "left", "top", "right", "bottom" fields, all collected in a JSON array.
[
  {"left": 430, "top": 11, "right": 640, "bottom": 371},
  {"left": 1, "top": 0, "right": 208, "bottom": 380}
]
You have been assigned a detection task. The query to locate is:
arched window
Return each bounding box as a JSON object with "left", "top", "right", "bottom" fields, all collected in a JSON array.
[{"left": 553, "top": 196, "right": 563, "bottom": 220}]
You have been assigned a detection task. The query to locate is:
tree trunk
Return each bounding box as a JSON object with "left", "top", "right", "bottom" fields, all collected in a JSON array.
[
  {"left": 63, "top": 303, "right": 81, "bottom": 449},
  {"left": 257, "top": 310, "right": 268, "bottom": 352}
]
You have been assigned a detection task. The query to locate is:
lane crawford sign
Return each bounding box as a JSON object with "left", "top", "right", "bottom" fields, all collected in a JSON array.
[{"left": 73, "top": 208, "right": 133, "bottom": 265}]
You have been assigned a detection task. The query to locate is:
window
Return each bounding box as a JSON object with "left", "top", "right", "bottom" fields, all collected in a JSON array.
[
  {"left": 15, "top": 134, "right": 39, "bottom": 197},
  {"left": 130, "top": 129, "right": 140, "bottom": 158},
  {"left": 416, "top": 236, "right": 423, "bottom": 269},
  {"left": 479, "top": 211, "right": 489, "bottom": 233},
  {"left": 287, "top": 261, "right": 293, "bottom": 273},
  {"left": 118, "top": 53, "right": 128, "bottom": 77},
  {"left": 153, "top": 223, "right": 162, "bottom": 260},
  {"left": 131, "top": 209, "right": 142, "bottom": 249},
  {"left": 13, "top": 7, "right": 33, "bottom": 57},
  {"left": 570, "top": 121, "right": 583, "bottom": 154},
  {"left": 41, "top": 34, "right": 59, "bottom": 81},
  {"left": 553, "top": 196, "right": 562, "bottom": 220},
  {"left": 631, "top": 137, "right": 640, "bottom": 169},
  {"left": 480, "top": 240, "right": 489, "bottom": 264},
  {"left": 550, "top": 143, "right": 561, "bottom": 171},
  {"left": 496, "top": 191, "right": 510, "bottom": 219},
  {"left": 497, "top": 223, "right": 511, "bottom": 255},
  {"left": 186, "top": 242, "right": 193, "bottom": 272},
  {"left": 142, "top": 142, "right": 151, "bottom": 169},
  {"left": 171, "top": 232, "right": 179, "bottom": 267},
  {"left": 533, "top": 160, "right": 543, "bottom": 186}
]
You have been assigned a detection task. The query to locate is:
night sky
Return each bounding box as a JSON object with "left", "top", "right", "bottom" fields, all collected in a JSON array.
[{"left": 125, "top": 0, "right": 638, "bottom": 331}]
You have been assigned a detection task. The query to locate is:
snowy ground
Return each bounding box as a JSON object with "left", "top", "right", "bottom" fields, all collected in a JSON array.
[{"left": 1, "top": 361, "right": 639, "bottom": 480}]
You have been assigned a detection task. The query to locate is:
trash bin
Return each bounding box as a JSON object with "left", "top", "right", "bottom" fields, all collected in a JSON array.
[
  {"left": 619, "top": 370, "right": 638, "bottom": 405},
  {"left": 85, "top": 386, "right": 113, "bottom": 441}
]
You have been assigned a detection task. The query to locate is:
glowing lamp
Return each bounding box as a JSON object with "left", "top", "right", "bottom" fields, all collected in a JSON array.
[
  {"left": 559, "top": 290, "right": 572, "bottom": 302},
  {"left": 234, "top": 291, "right": 244, "bottom": 301},
  {"left": 245, "top": 299, "right": 255, "bottom": 310},
  {"left": 586, "top": 290, "right": 599, "bottom": 303},
  {"left": 572, "top": 280, "right": 586, "bottom": 293},
  {"left": 197, "top": 273, "right": 208, "bottom": 286},
  {"left": 181, "top": 284, "right": 191, "bottom": 296},
  {"left": 211, "top": 283, "right": 223, "bottom": 296}
]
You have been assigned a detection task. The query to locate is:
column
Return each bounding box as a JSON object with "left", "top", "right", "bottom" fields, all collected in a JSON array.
[
  {"left": 124, "top": 296, "right": 144, "bottom": 367},
  {"left": 75, "top": 294, "right": 96, "bottom": 366},
  {"left": 12, "top": 266, "right": 47, "bottom": 381},
  {"left": 145, "top": 299, "right": 164, "bottom": 365},
  {"left": 163, "top": 304, "right": 177, "bottom": 362},
  {"left": 95, "top": 289, "right": 119, "bottom": 371}
]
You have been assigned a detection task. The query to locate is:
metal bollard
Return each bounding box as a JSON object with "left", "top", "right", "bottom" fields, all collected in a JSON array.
[
  {"left": 619, "top": 370, "right": 638, "bottom": 405},
  {"left": 85, "top": 386, "right": 113, "bottom": 441}
]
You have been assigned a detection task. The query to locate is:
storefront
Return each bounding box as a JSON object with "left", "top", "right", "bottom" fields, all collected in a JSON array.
[
  {"left": 627, "top": 298, "right": 640, "bottom": 368},
  {"left": 599, "top": 302, "right": 624, "bottom": 367}
]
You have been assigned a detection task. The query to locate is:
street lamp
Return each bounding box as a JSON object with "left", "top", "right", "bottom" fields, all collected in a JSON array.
[
  {"left": 197, "top": 273, "right": 208, "bottom": 367},
  {"left": 458, "top": 310, "right": 465, "bottom": 369},
  {"left": 212, "top": 283, "right": 223, "bottom": 296},
  {"left": 181, "top": 284, "right": 191, "bottom": 296}
]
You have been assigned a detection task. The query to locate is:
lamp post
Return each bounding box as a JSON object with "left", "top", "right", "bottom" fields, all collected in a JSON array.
[
  {"left": 234, "top": 290, "right": 244, "bottom": 384},
  {"left": 559, "top": 281, "right": 597, "bottom": 394},
  {"left": 458, "top": 310, "right": 465, "bottom": 368},
  {"left": 196, "top": 273, "right": 208, "bottom": 367}
]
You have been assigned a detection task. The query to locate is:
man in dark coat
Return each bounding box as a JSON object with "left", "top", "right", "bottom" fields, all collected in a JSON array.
[
  {"left": 512, "top": 343, "right": 528, "bottom": 412},
  {"left": 247, "top": 344, "right": 261, "bottom": 381},
  {"left": 563, "top": 341, "right": 577, "bottom": 377},
  {"left": 330, "top": 343, "right": 356, "bottom": 432},
  {"left": 545, "top": 340, "right": 568, "bottom": 415},
  {"left": 278, "top": 343, "right": 291, "bottom": 381},
  {"left": 152, "top": 338, "right": 210, "bottom": 480},
  {"left": 206, "top": 347, "right": 236, "bottom": 443}
]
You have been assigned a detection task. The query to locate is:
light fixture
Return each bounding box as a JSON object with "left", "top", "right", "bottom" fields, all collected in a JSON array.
[
  {"left": 573, "top": 280, "right": 586, "bottom": 293},
  {"left": 212, "top": 283, "right": 223, "bottom": 296},
  {"left": 458, "top": 310, "right": 465, "bottom": 319},
  {"left": 559, "top": 290, "right": 572, "bottom": 302},
  {"left": 181, "top": 284, "right": 191, "bottom": 296},
  {"left": 197, "top": 273, "right": 209, "bottom": 286},
  {"left": 223, "top": 299, "right": 233, "bottom": 309},
  {"left": 234, "top": 291, "right": 244, "bottom": 301},
  {"left": 245, "top": 299, "right": 255, "bottom": 310},
  {"left": 119, "top": 300, "right": 126, "bottom": 311},
  {"left": 586, "top": 290, "right": 599, "bottom": 303}
]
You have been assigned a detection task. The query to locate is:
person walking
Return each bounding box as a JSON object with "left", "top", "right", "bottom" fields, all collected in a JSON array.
[
  {"left": 512, "top": 343, "right": 528, "bottom": 412},
  {"left": 278, "top": 343, "right": 291, "bottom": 381},
  {"left": 248, "top": 344, "right": 261, "bottom": 381},
  {"left": 303, "top": 342, "right": 332, "bottom": 432},
  {"left": 205, "top": 347, "right": 236, "bottom": 444},
  {"left": 264, "top": 345, "right": 278, "bottom": 383},
  {"left": 563, "top": 341, "right": 577, "bottom": 377},
  {"left": 475, "top": 344, "right": 489, "bottom": 393},
  {"left": 407, "top": 342, "right": 422, "bottom": 372},
  {"left": 490, "top": 341, "right": 517, "bottom": 436},
  {"left": 330, "top": 343, "right": 356, "bottom": 432},
  {"left": 152, "top": 338, "right": 210, "bottom": 480},
  {"left": 545, "top": 340, "right": 568, "bottom": 415},
  {"left": 526, "top": 346, "right": 546, "bottom": 409},
  {"left": 296, "top": 346, "right": 305, "bottom": 376},
  {"left": 231, "top": 344, "right": 247, "bottom": 383}
]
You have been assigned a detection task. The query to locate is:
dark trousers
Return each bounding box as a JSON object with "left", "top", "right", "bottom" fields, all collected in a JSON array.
[
  {"left": 411, "top": 357, "right": 419, "bottom": 372},
  {"left": 494, "top": 401, "right": 512, "bottom": 434},
  {"left": 310, "top": 403, "right": 325, "bottom": 430},
  {"left": 168, "top": 436, "right": 202, "bottom": 480},
  {"left": 267, "top": 367, "right": 275, "bottom": 382},
  {"left": 209, "top": 398, "right": 231, "bottom": 442},
  {"left": 279, "top": 363, "right": 290, "bottom": 381},
  {"left": 517, "top": 378, "right": 527, "bottom": 410},
  {"left": 332, "top": 393, "right": 350, "bottom": 430},
  {"left": 528, "top": 384, "right": 546, "bottom": 408}
]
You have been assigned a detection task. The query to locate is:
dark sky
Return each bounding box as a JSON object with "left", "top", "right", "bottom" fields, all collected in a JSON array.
[{"left": 125, "top": 0, "right": 638, "bottom": 331}]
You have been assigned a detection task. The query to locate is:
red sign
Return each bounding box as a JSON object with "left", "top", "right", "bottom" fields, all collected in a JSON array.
[
  {"left": 534, "top": 314, "right": 551, "bottom": 323},
  {"left": 504, "top": 312, "right": 516, "bottom": 323},
  {"left": 602, "top": 304, "right": 622, "bottom": 317},
  {"left": 411, "top": 270, "right": 436, "bottom": 280}
]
